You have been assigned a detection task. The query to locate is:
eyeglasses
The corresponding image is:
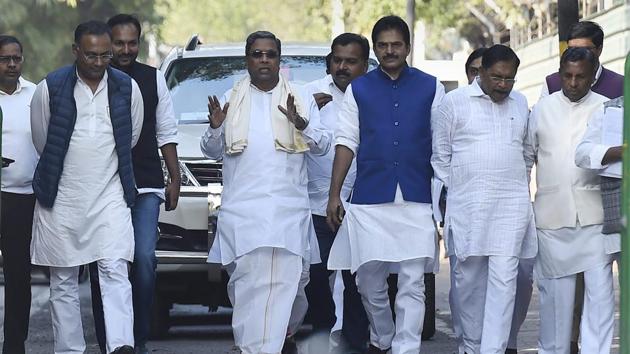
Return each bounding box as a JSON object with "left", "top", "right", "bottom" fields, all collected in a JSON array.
[
  {"left": 0, "top": 55, "right": 24, "bottom": 64},
  {"left": 489, "top": 75, "right": 516, "bottom": 85},
  {"left": 79, "top": 50, "right": 113, "bottom": 63},
  {"left": 249, "top": 50, "right": 279, "bottom": 59}
]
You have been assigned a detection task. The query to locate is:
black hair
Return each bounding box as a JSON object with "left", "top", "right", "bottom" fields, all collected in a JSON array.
[
  {"left": 331, "top": 32, "right": 370, "bottom": 62},
  {"left": 0, "top": 35, "right": 22, "bottom": 52},
  {"left": 559, "top": 46, "right": 597, "bottom": 73},
  {"left": 481, "top": 44, "right": 520, "bottom": 69},
  {"left": 74, "top": 20, "right": 112, "bottom": 44},
  {"left": 245, "top": 31, "right": 281, "bottom": 56},
  {"left": 465, "top": 48, "right": 486, "bottom": 73},
  {"left": 568, "top": 21, "right": 604, "bottom": 48},
  {"left": 371, "top": 15, "right": 410, "bottom": 46},
  {"left": 107, "top": 14, "right": 142, "bottom": 39}
]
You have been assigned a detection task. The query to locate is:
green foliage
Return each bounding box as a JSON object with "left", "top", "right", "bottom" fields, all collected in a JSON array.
[{"left": 0, "top": 0, "right": 164, "bottom": 81}]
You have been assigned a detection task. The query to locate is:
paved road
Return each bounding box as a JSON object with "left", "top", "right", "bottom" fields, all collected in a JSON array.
[{"left": 0, "top": 255, "right": 621, "bottom": 353}]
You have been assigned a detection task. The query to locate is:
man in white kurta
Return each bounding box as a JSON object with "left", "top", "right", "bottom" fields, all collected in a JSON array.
[
  {"left": 575, "top": 97, "right": 623, "bottom": 260},
  {"left": 432, "top": 45, "right": 536, "bottom": 354},
  {"left": 200, "top": 31, "right": 330, "bottom": 354},
  {"left": 29, "top": 21, "right": 143, "bottom": 354},
  {"left": 526, "top": 47, "right": 614, "bottom": 354},
  {"left": 327, "top": 16, "right": 444, "bottom": 354}
]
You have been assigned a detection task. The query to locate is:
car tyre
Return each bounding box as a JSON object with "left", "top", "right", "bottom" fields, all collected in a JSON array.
[{"left": 149, "top": 292, "right": 170, "bottom": 339}]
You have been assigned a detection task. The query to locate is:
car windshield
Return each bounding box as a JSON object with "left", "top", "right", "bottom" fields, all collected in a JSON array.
[{"left": 167, "top": 56, "right": 327, "bottom": 124}]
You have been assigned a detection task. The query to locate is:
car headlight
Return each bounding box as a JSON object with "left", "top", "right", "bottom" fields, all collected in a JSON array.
[{"left": 161, "top": 159, "right": 196, "bottom": 186}]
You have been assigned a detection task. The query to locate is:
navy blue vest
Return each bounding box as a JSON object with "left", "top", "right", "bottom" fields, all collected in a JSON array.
[
  {"left": 351, "top": 66, "right": 435, "bottom": 204},
  {"left": 33, "top": 65, "right": 136, "bottom": 208}
]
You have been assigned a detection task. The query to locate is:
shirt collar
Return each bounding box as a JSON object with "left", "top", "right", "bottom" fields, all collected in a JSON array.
[
  {"left": 559, "top": 89, "right": 593, "bottom": 105},
  {"left": 593, "top": 64, "right": 603, "bottom": 85},
  {"left": 378, "top": 65, "right": 409, "bottom": 81},
  {"left": 468, "top": 77, "right": 516, "bottom": 101},
  {"left": 75, "top": 68, "right": 108, "bottom": 93},
  {"left": 0, "top": 77, "right": 24, "bottom": 96},
  {"left": 325, "top": 74, "right": 345, "bottom": 96}
]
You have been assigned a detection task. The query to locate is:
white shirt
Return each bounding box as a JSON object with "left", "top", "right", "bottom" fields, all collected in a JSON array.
[
  {"left": 29, "top": 71, "right": 144, "bottom": 266},
  {"left": 0, "top": 77, "right": 38, "bottom": 194},
  {"left": 200, "top": 82, "right": 331, "bottom": 265},
  {"left": 328, "top": 76, "right": 445, "bottom": 272},
  {"left": 137, "top": 69, "right": 178, "bottom": 200},
  {"left": 575, "top": 99, "right": 622, "bottom": 255},
  {"left": 432, "top": 79, "right": 536, "bottom": 260},
  {"left": 303, "top": 75, "right": 356, "bottom": 216},
  {"left": 540, "top": 64, "right": 603, "bottom": 98}
]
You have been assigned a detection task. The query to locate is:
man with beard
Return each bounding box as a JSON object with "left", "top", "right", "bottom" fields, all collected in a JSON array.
[
  {"left": 30, "top": 20, "right": 143, "bottom": 354},
  {"left": 527, "top": 47, "right": 615, "bottom": 354},
  {"left": 433, "top": 44, "right": 536, "bottom": 354},
  {"left": 327, "top": 16, "right": 444, "bottom": 354},
  {"left": 200, "top": 31, "right": 330, "bottom": 354},
  {"left": 287, "top": 33, "right": 371, "bottom": 354},
  {"left": 87, "top": 14, "right": 180, "bottom": 354},
  {"left": 0, "top": 35, "right": 38, "bottom": 354}
]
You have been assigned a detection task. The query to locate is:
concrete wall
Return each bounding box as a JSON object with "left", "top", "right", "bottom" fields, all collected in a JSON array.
[{"left": 514, "top": 3, "right": 630, "bottom": 105}]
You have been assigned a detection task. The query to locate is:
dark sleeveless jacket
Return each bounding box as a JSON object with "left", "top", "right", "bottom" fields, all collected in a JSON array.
[{"left": 33, "top": 64, "right": 136, "bottom": 208}]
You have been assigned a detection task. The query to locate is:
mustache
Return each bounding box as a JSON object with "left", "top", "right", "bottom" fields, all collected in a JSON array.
[
  {"left": 384, "top": 54, "right": 398, "bottom": 60},
  {"left": 334, "top": 70, "right": 350, "bottom": 77}
]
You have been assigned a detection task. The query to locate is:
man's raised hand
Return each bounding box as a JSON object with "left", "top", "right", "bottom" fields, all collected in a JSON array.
[
  {"left": 208, "top": 95, "right": 229, "bottom": 129},
  {"left": 278, "top": 93, "right": 307, "bottom": 131}
]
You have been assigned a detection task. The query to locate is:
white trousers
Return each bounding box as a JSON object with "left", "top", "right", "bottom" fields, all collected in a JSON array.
[
  {"left": 50, "top": 258, "right": 133, "bottom": 354},
  {"left": 227, "top": 247, "right": 303, "bottom": 354},
  {"left": 356, "top": 258, "right": 427, "bottom": 354},
  {"left": 537, "top": 262, "right": 614, "bottom": 354},
  {"left": 287, "top": 256, "right": 310, "bottom": 337},
  {"left": 448, "top": 255, "right": 464, "bottom": 354},
  {"left": 507, "top": 257, "right": 534, "bottom": 349},
  {"left": 454, "top": 255, "right": 519, "bottom": 354}
]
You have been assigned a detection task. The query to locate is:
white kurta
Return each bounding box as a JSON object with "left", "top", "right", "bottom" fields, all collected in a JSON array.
[
  {"left": 200, "top": 82, "right": 331, "bottom": 265},
  {"left": 431, "top": 79, "right": 537, "bottom": 261},
  {"left": 575, "top": 103, "right": 622, "bottom": 255},
  {"left": 303, "top": 75, "right": 356, "bottom": 216},
  {"left": 328, "top": 78, "right": 445, "bottom": 273},
  {"left": 527, "top": 91, "right": 610, "bottom": 278},
  {"left": 29, "top": 72, "right": 144, "bottom": 267}
]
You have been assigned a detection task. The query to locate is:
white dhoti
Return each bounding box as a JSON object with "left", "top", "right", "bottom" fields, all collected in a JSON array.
[
  {"left": 287, "top": 255, "right": 311, "bottom": 337},
  {"left": 454, "top": 255, "right": 519, "bottom": 354},
  {"left": 537, "top": 261, "right": 614, "bottom": 354},
  {"left": 50, "top": 258, "right": 133, "bottom": 354},
  {"left": 356, "top": 258, "right": 427, "bottom": 354},
  {"left": 227, "top": 247, "right": 303, "bottom": 354}
]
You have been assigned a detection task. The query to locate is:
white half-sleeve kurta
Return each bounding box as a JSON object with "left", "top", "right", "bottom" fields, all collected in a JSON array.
[
  {"left": 575, "top": 104, "right": 622, "bottom": 255},
  {"left": 200, "top": 82, "right": 331, "bottom": 265},
  {"left": 431, "top": 79, "right": 537, "bottom": 261},
  {"left": 30, "top": 72, "right": 144, "bottom": 267},
  {"left": 327, "top": 79, "right": 444, "bottom": 273}
]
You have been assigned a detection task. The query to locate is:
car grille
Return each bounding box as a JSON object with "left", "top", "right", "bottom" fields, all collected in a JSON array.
[{"left": 185, "top": 161, "right": 223, "bottom": 186}]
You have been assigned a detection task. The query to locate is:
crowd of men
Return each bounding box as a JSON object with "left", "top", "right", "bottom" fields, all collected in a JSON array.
[{"left": 0, "top": 11, "right": 624, "bottom": 354}]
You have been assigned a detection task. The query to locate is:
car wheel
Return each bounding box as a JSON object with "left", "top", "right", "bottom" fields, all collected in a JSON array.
[
  {"left": 149, "top": 292, "right": 171, "bottom": 339},
  {"left": 421, "top": 273, "right": 436, "bottom": 340}
]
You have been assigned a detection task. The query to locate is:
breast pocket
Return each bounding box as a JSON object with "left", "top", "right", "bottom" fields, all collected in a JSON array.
[{"left": 507, "top": 116, "right": 526, "bottom": 144}]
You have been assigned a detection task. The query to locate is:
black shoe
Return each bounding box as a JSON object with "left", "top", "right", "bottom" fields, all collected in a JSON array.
[
  {"left": 570, "top": 341, "right": 579, "bottom": 354},
  {"left": 110, "top": 345, "right": 135, "bottom": 354},
  {"left": 282, "top": 337, "right": 298, "bottom": 354},
  {"left": 367, "top": 344, "right": 390, "bottom": 354},
  {"left": 505, "top": 349, "right": 518, "bottom": 354}
]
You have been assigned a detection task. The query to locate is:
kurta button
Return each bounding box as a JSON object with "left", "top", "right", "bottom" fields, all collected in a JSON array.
[
  {"left": 393, "top": 84, "right": 398, "bottom": 89},
  {"left": 394, "top": 161, "right": 399, "bottom": 166},
  {"left": 393, "top": 141, "right": 399, "bottom": 146},
  {"left": 394, "top": 121, "right": 399, "bottom": 126},
  {"left": 394, "top": 102, "right": 399, "bottom": 108}
]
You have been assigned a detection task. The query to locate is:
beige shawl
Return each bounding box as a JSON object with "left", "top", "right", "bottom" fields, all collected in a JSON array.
[{"left": 224, "top": 75, "right": 309, "bottom": 154}]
